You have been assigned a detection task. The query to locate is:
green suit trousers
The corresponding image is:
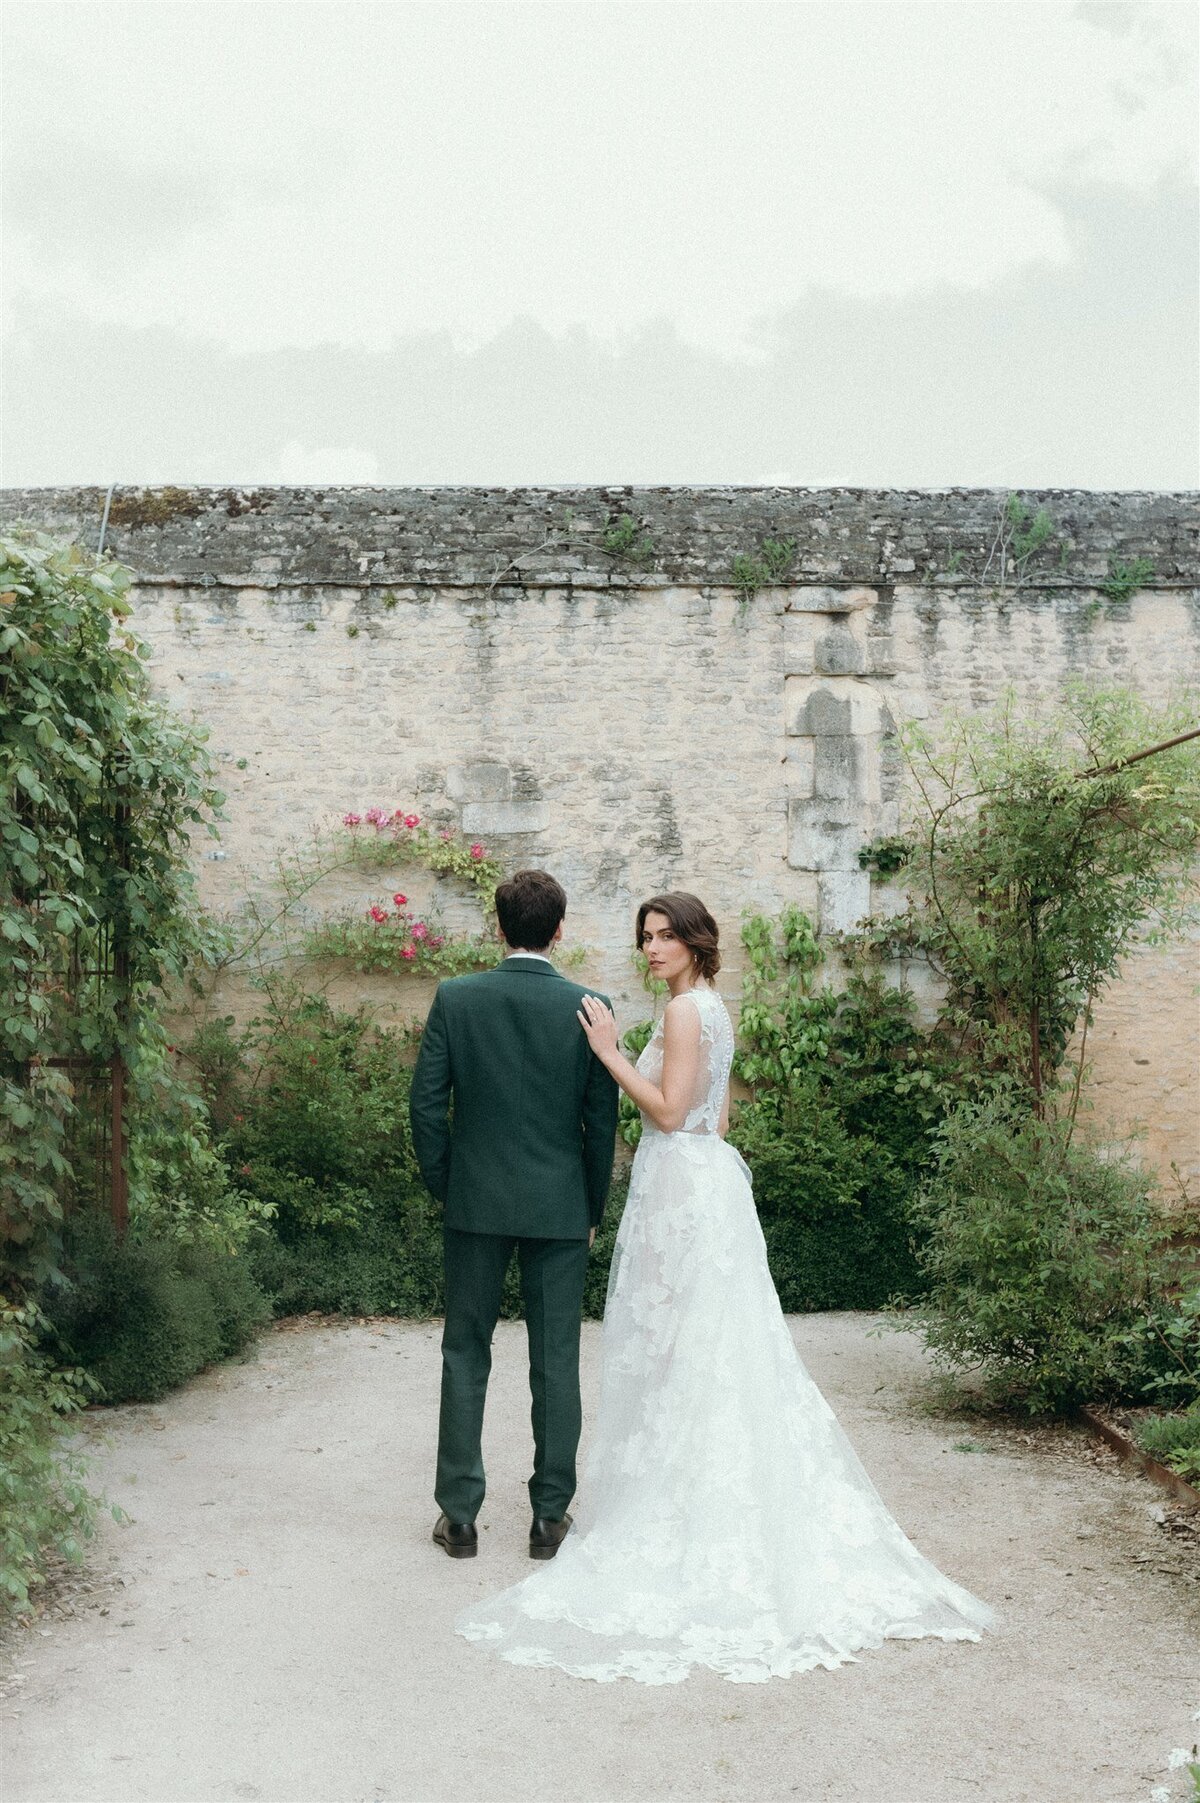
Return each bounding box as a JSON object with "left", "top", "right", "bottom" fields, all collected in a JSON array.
[{"left": 436, "top": 1226, "right": 591, "bottom": 1525}]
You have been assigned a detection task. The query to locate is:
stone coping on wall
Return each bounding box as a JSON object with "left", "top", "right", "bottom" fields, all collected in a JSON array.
[{"left": 1, "top": 485, "right": 1196, "bottom": 592}]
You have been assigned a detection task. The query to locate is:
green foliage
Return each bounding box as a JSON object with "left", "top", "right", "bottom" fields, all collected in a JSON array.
[
  {"left": 857, "top": 833, "right": 912, "bottom": 876},
  {"left": 906, "top": 1097, "right": 1185, "bottom": 1414},
  {"left": 602, "top": 515, "right": 656, "bottom": 568},
  {"left": 193, "top": 999, "right": 453, "bottom": 1314},
  {"left": 1101, "top": 555, "right": 1155, "bottom": 604},
  {"left": 189, "top": 996, "right": 630, "bottom": 1322},
  {"left": 733, "top": 906, "right": 837, "bottom": 1087},
  {"left": 728, "top": 910, "right": 954, "bottom": 1310},
  {"left": 617, "top": 1020, "right": 655, "bottom": 1148},
  {"left": 1135, "top": 1403, "right": 1200, "bottom": 1481},
  {"left": 730, "top": 537, "right": 797, "bottom": 602},
  {"left": 44, "top": 1212, "right": 269, "bottom": 1405},
  {"left": 207, "top": 810, "right": 507, "bottom": 985},
  {"left": 899, "top": 682, "right": 1200, "bottom": 1102},
  {"left": 0, "top": 528, "right": 224, "bottom": 1290},
  {"left": 732, "top": 1070, "right": 914, "bottom": 1309},
  {"left": 248, "top": 1192, "right": 447, "bottom": 1317},
  {"left": 0, "top": 1298, "right": 108, "bottom": 1619},
  {"left": 214, "top": 998, "right": 422, "bottom": 1235},
  {"left": 981, "top": 494, "right": 1060, "bottom": 590},
  {"left": 1124, "top": 1269, "right": 1200, "bottom": 1410}
]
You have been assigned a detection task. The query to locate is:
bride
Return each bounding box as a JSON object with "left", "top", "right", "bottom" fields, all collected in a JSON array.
[{"left": 455, "top": 891, "right": 997, "bottom": 1684}]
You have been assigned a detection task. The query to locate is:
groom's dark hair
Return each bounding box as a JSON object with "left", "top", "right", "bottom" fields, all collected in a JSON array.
[{"left": 495, "top": 869, "right": 567, "bottom": 951}]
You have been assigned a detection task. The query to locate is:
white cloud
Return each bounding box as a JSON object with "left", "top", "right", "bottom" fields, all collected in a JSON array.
[{"left": 3, "top": 1, "right": 1195, "bottom": 363}]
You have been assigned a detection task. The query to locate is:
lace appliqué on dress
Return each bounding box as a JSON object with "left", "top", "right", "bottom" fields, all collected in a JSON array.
[{"left": 455, "top": 985, "right": 997, "bottom": 1684}]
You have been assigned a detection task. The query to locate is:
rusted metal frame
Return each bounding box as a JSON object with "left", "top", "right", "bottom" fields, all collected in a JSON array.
[{"left": 1076, "top": 1404, "right": 1200, "bottom": 1509}]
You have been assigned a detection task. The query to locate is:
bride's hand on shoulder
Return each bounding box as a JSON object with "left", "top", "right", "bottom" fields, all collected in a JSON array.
[{"left": 577, "top": 993, "right": 620, "bottom": 1061}]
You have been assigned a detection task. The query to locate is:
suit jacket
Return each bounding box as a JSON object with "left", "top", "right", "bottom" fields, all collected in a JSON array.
[{"left": 408, "top": 955, "right": 620, "bottom": 1239}]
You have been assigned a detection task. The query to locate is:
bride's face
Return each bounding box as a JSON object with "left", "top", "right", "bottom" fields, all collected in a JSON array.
[{"left": 640, "top": 911, "right": 695, "bottom": 986}]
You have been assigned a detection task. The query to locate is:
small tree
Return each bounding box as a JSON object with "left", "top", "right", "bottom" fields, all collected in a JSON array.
[
  {"left": 889, "top": 683, "right": 1200, "bottom": 1413},
  {"left": 900, "top": 681, "right": 1200, "bottom": 1113}
]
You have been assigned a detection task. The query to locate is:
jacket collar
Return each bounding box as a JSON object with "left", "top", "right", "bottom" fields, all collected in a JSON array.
[{"left": 494, "top": 955, "right": 563, "bottom": 978}]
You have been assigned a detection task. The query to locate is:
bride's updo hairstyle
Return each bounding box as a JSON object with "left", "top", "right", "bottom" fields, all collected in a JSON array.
[{"left": 636, "top": 892, "right": 721, "bottom": 983}]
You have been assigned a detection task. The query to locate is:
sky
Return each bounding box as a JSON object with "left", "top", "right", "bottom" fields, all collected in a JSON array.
[{"left": 2, "top": 0, "right": 1197, "bottom": 489}]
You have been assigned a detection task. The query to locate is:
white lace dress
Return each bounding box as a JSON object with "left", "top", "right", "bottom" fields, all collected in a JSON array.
[{"left": 455, "top": 983, "right": 997, "bottom": 1684}]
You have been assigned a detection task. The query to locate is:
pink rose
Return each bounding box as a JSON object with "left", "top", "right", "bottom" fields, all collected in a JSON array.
[
  {"left": 370, "top": 905, "right": 388, "bottom": 923},
  {"left": 393, "top": 893, "right": 407, "bottom": 907},
  {"left": 411, "top": 922, "right": 428, "bottom": 941},
  {"left": 439, "top": 830, "right": 454, "bottom": 841},
  {"left": 470, "top": 843, "right": 484, "bottom": 860},
  {"left": 403, "top": 813, "right": 420, "bottom": 829},
  {"left": 400, "top": 945, "right": 417, "bottom": 960},
  {"left": 343, "top": 813, "right": 361, "bottom": 826}
]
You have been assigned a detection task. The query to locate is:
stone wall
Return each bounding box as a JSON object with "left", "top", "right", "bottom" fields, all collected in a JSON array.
[{"left": 3, "top": 484, "right": 1198, "bottom": 1183}]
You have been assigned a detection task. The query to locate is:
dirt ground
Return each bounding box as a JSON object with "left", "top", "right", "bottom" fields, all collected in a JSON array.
[{"left": 2, "top": 1312, "right": 1196, "bottom": 1803}]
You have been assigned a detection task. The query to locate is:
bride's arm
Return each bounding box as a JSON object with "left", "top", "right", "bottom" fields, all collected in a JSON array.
[{"left": 577, "top": 994, "right": 701, "bottom": 1134}]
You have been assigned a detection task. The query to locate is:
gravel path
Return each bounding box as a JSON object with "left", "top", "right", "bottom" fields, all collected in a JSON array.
[{"left": 2, "top": 1313, "right": 1196, "bottom": 1803}]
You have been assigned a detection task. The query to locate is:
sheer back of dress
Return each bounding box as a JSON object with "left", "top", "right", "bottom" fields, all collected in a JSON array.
[{"left": 635, "top": 985, "right": 734, "bottom": 1135}]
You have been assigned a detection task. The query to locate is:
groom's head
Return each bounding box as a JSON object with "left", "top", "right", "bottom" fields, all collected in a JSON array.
[{"left": 495, "top": 869, "right": 567, "bottom": 953}]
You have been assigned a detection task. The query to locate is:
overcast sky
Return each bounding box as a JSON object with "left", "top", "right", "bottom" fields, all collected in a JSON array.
[{"left": 3, "top": 0, "right": 1196, "bottom": 489}]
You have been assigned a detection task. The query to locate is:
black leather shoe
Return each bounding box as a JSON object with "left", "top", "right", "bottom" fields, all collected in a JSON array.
[
  {"left": 433, "top": 1514, "right": 478, "bottom": 1558},
  {"left": 529, "top": 1513, "right": 572, "bottom": 1559}
]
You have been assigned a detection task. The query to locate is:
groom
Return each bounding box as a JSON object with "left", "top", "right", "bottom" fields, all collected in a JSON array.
[{"left": 409, "top": 868, "right": 620, "bottom": 1560}]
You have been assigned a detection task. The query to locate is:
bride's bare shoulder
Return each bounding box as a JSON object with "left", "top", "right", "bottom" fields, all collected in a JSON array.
[{"left": 662, "top": 991, "right": 705, "bottom": 1034}]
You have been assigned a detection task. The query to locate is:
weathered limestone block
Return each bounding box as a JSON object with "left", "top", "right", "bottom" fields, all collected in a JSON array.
[
  {"left": 812, "top": 734, "right": 882, "bottom": 804},
  {"left": 783, "top": 585, "right": 879, "bottom": 616},
  {"left": 781, "top": 614, "right": 817, "bottom": 674},
  {"left": 785, "top": 677, "right": 889, "bottom": 738},
  {"left": 813, "top": 623, "right": 867, "bottom": 676},
  {"left": 446, "top": 761, "right": 512, "bottom": 803},
  {"left": 787, "top": 796, "right": 861, "bottom": 871},
  {"left": 782, "top": 739, "right": 815, "bottom": 796},
  {"left": 818, "top": 869, "right": 872, "bottom": 934},
  {"left": 461, "top": 801, "right": 550, "bottom": 835}
]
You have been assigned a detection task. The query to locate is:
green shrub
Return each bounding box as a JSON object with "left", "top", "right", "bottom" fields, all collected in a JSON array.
[
  {"left": 731, "top": 1073, "right": 924, "bottom": 1310},
  {"left": 1120, "top": 1270, "right": 1200, "bottom": 1411},
  {"left": 214, "top": 998, "right": 421, "bottom": 1229},
  {"left": 907, "top": 1097, "right": 1180, "bottom": 1413},
  {"left": 1136, "top": 1404, "right": 1200, "bottom": 1481},
  {"left": 248, "top": 1187, "right": 446, "bottom": 1318},
  {"left": 45, "top": 1213, "right": 269, "bottom": 1405},
  {"left": 0, "top": 1299, "right": 106, "bottom": 1618}
]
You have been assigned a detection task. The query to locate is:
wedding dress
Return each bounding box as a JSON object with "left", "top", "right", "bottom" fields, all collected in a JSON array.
[{"left": 455, "top": 983, "right": 997, "bottom": 1684}]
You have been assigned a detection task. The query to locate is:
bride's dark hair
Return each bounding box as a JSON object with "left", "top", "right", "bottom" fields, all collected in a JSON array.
[{"left": 635, "top": 892, "right": 720, "bottom": 983}]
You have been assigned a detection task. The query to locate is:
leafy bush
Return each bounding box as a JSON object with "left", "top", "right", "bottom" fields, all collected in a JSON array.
[
  {"left": 724, "top": 912, "right": 954, "bottom": 1310},
  {"left": 1124, "top": 1275, "right": 1200, "bottom": 1410},
  {"left": 44, "top": 1213, "right": 269, "bottom": 1405},
  {"left": 907, "top": 1096, "right": 1182, "bottom": 1414},
  {"left": 248, "top": 1191, "right": 446, "bottom": 1318},
  {"left": 191, "top": 996, "right": 631, "bottom": 1323},
  {"left": 214, "top": 998, "right": 421, "bottom": 1226},
  {"left": 0, "top": 1299, "right": 107, "bottom": 1618},
  {"left": 731, "top": 1072, "right": 923, "bottom": 1310},
  {"left": 1136, "top": 1405, "right": 1200, "bottom": 1481},
  {"left": 193, "top": 999, "right": 451, "bottom": 1318},
  {"left": 0, "top": 528, "right": 224, "bottom": 1292}
]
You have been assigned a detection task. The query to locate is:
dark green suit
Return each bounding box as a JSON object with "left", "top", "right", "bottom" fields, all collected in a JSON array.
[{"left": 409, "top": 954, "right": 620, "bottom": 1523}]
